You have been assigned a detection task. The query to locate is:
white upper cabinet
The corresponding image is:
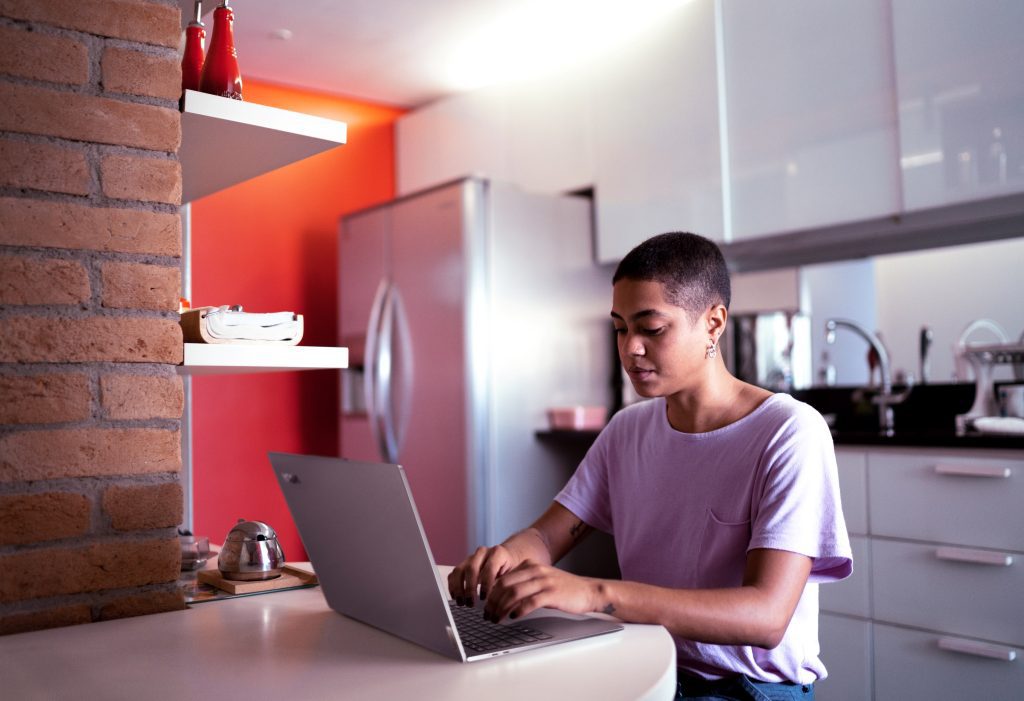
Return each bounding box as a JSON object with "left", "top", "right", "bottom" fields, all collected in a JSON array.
[
  {"left": 396, "top": 87, "right": 509, "bottom": 196},
  {"left": 504, "top": 71, "right": 597, "bottom": 196},
  {"left": 592, "top": 0, "right": 724, "bottom": 262},
  {"left": 397, "top": 71, "right": 595, "bottom": 199},
  {"left": 395, "top": 0, "right": 1024, "bottom": 263},
  {"left": 892, "top": 0, "right": 1024, "bottom": 211},
  {"left": 720, "top": 0, "right": 900, "bottom": 240}
]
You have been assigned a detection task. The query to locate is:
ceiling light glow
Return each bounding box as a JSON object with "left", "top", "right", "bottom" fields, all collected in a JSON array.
[{"left": 443, "top": 0, "right": 692, "bottom": 92}]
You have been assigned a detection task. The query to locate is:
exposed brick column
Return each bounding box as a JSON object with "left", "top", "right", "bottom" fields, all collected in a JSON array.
[{"left": 0, "top": 0, "right": 186, "bottom": 635}]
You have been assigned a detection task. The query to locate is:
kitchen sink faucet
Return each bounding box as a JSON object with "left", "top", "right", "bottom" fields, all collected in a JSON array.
[{"left": 825, "top": 319, "right": 912, "bottom": 437}]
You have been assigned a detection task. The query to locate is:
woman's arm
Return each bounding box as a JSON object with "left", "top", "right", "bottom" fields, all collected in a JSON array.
[{"left": 483, "top": 547, "right": 812, "bottom": 649}]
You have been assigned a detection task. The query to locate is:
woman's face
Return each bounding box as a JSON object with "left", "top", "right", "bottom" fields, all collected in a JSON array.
[{"left": 611, "top": 278, "right": 712, "bottom": 399}]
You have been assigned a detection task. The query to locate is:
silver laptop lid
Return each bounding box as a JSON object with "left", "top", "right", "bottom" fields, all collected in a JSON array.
[
  {"left": 270, "top": 452, "right": 623, "bottom": 663},
  {"left": 270, "top": 452, "right": 462, "bottom": 659}
]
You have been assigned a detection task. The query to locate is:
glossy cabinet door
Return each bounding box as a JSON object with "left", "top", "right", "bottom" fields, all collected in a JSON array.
[
  {"left": 874, "top": 623, "right": 1023, "bottom": 700},
  {"left": 822, "top": 446, "right": 1024, "bottom": 700},
  {"left": 504, "top": 70, "right": 596, "bottom": 196},
  {"left": 871, "top": 538, "right": 1023, "bottom": 647},
  {"left": 592, "top": 0, "right": 724, "bottom": 262},
  {"left": 817, "top": 614, "right": 873, "bottom": 701},
  {"left": 867, "top": 449, "right": 1024, "bottom": 552},
  {"left": 892, "top": 0, "right": 1024, "bottom": 212},
  {"left": 834, "top": 448, "right": 868, "bottom": 536},
  {"left": 720, "top": 0, "right": 900, "bottom": 240},
  {"left": 396, "top": 87, "right": 509, "bottom": 196}
]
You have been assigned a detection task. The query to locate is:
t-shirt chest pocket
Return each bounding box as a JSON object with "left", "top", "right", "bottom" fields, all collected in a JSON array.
[{"left": 696, "top": 509, "right": 752, "bottom": 588}]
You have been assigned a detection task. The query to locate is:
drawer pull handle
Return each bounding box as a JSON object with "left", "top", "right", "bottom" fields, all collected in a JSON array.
[
  {"left": 934, "top": 463, "right": 1011, "bottom": 478},
  {"left": 935, "top": 546, "right": 1013, "bottom": 567},
  {"left": 938, "top": 636, "right": 1018, "bottom": 662}
]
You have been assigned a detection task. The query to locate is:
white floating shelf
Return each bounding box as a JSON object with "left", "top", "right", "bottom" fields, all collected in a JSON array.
[
  {"left": 178, "top": 343, "right": 349, "bottom": 375},
  {"left": 180, "top": 90, "right": 347, "bottom": 203}
]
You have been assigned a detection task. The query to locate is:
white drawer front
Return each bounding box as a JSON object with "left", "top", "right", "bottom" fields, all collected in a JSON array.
[
  {"left": 835, "top": 448, "right": 868, "bottom": 536},
  {"left": 817, "top": 614, "right": 872, "bottom": 701},
  {"left": 874, "top": 623, "right": 1022, "bottom": 701},
  {"left": 872, "top": 539, "right": 1024, "bottom": 647},
  {"left": 821, "top": 535, "right": 870, "bottom": 619},
  {"left": 867, "top": 449, "right": 1024, "bottom": 551}
]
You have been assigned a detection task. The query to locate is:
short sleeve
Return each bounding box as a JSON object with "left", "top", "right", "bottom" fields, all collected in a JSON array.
[
  {"left": 748, "top": 405, "right": 853, "bottom": 584},
  {"left": 555, "top": 423, "right": 615, "bottom": 534}
]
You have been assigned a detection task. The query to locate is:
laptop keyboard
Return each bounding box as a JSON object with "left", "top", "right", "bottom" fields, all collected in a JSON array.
[{"left": 449, "top": 602, "right": 554, "bottom": 654}]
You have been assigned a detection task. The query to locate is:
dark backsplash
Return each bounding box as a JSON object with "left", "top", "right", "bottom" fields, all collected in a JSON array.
[
  {"left": 546, "top": 381, "right": 1022, "bottom": 449},
  {"left": 792, "top": 383, "right": 977, "bottom": 435}
]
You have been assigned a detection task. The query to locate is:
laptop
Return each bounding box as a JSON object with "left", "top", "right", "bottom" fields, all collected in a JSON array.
[{"left": 269, "top": 452, "right": 623, "bottom": 662}]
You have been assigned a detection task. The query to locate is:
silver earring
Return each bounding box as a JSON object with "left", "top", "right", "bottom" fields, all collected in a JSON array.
[{"left": 705, "top": 339, "right": 717, "bottom": 360}]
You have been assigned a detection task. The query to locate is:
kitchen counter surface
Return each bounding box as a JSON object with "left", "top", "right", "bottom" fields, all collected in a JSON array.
[
  {"left": 0, "top": 565, "right": 677, "bottom": 701},
  {"left": 829, "top": 429, "right": 1024, "bottom": 450}
]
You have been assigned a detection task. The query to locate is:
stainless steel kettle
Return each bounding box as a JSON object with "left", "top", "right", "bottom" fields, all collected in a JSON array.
[{"left": 217, "top": 519, "right": 285, "bottom": 581}]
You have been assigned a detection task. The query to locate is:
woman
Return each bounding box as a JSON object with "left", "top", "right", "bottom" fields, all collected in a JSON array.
[{"left": 449, "top": 232, "right": 852, "bottom": 700}]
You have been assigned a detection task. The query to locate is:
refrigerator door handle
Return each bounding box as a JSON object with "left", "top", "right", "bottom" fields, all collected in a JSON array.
[
  {"left": 383, "top": 284, "right": 414, "bottom": 462},
  {"left": 377, "top": 282, "right": 397, "bottom": 462},
  {"left": 364, "top": 278, "right": 390, "bottom": 462}
]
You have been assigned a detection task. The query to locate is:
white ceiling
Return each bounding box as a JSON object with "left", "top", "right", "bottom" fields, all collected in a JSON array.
[
  {"left": 180, "top": 0, "right": 549, "bottom": 107},
  {"left": 181, "top": 0, "right": 691, "bottom": 108}
]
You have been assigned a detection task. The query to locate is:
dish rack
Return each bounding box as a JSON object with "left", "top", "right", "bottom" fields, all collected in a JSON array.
[{"left": 956, "top": 341, "right": 1024, "bottom": 434}]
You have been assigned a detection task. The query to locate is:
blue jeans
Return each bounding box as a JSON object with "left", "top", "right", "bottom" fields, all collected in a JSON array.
[{"left": 675, "top": 672, "right": 814, "bottom": 700}]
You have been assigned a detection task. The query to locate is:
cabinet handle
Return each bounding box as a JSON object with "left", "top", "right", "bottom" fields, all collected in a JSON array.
[
  {"left": 934, "top": 463, "right": 1011, "bottom": 478},
  {"left": 935, "top": 546, "right": 1014, "bottom": 567},
  {"left": 938, "top": 636, "right": 1018, "bottom": 662}
]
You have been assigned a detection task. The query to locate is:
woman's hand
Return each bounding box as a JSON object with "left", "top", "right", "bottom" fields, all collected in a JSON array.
[
  {"left": 448, "top": 503, "right": 594, "bottom": 609},
  {"left": 447, "top": 544, "right": 520, "bottom": 607},
  {"left": 482, "top": 561, "right": 604, "bottom": 623}
]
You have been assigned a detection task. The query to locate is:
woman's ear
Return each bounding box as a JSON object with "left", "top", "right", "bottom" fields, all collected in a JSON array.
[{"left": 706, "top": 304, "right": 728, "bottom": 339}]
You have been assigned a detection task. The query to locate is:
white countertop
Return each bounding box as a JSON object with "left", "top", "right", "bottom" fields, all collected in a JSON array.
[{"left": 0, "top": 566, "right": 677, "bottom": 700}]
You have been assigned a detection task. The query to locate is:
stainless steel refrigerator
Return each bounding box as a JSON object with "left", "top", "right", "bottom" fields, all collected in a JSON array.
[{"left": 338, "top": 178, "right": 611, "bottom": 565}]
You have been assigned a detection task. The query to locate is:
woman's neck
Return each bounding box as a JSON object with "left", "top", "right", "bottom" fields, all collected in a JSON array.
[{"left": 664, "top": 372, "right": 772, "bottom": 434}]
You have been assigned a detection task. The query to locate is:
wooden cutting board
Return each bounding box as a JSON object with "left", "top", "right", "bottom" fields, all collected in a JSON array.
[{"left": 198, "top": 564, "right": 318, "bottom": 595}]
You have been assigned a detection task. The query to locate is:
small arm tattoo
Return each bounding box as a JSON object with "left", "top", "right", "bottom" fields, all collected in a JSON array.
[
  {"left": 569, "top": 520, "right": 587, "bottom": 539},
  {"left": 602, "top": 603, "right": 616, "bottom": 615}
]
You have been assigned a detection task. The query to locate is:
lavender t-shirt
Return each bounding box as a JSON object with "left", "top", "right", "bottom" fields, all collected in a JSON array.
[{"left": 555, "top": 394, "right": 852, "bottom": 684}]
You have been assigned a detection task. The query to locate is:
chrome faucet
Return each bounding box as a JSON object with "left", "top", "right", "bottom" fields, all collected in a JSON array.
[{"left": 825, "top": 318, "right": 912, "bottom": 437}]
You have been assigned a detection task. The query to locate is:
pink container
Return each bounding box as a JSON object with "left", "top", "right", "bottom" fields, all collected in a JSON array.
[{"left": 547, "top": 406, "right": 607, "bottom": 431}]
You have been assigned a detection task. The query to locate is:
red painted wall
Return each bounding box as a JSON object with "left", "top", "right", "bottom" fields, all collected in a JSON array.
[{"left": 190, "top": 81, "right": 404, "bottom": 559}]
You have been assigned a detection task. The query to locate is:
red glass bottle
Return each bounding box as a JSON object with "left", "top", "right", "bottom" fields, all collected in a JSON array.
[
  {"left": 199, "top": 0, "right": 243, "bottom": 100},
  {"left": 181, "top": 1, "right": 206, "bottom": 95}
]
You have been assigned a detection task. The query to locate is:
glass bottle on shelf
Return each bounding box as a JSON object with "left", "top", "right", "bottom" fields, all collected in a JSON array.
[
  {"left": 199, "top": 0, "right": 243, "bottom": 100},
  {"left": 181, "top": 1, "right": 206, "bottom": 97}
]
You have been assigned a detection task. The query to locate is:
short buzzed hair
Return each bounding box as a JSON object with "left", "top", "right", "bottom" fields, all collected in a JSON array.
[{"left": 612, "top": 232, "right": 731, "bottom": 319}]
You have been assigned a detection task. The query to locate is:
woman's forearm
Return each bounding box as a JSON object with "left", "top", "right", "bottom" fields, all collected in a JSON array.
[
  {"left": 596, "top": 579, "right": 789, "bottom": 648},
  {"left": 503, "top": 502, "right": 594, "bottom": 566},
  {"left": 595, "top": 549, "right": 812, "bottom": 649}
]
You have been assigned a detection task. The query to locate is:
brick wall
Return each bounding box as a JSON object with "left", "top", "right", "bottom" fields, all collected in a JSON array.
[{"left": 0, "top": 0, "right": 186, "bottom": 635}]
